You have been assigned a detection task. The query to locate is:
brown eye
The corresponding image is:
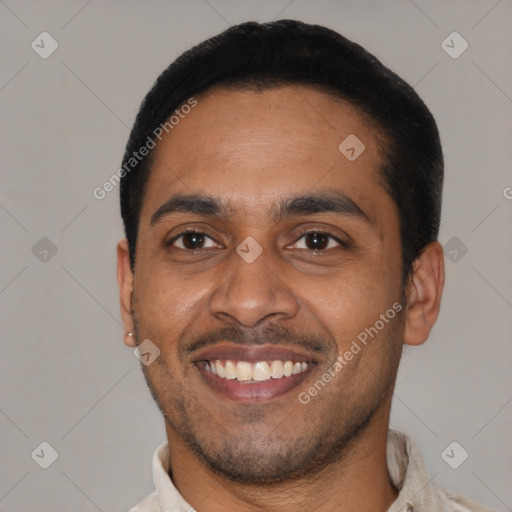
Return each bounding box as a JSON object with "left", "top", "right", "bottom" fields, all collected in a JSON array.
[
  {"left": 182, "top": 233, "right": 206, "bottom": 249},
  {"left": 292, "top": 232, "right": 342, "bottom": 251},
  {"left": 170, "top": 231, "right": 218, "bottom": 250},
  {"left": 304, "top": 233, "right": 330, "bottom": 250}
]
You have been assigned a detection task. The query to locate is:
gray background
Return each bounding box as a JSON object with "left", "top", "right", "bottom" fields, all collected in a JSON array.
[{"left": 1, "top": 0, "right": 511, "bottom": 511}]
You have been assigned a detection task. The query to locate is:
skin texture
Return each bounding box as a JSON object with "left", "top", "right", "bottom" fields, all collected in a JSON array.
[{"left": 117, "top": 85, "right": 445, "bottom": 512}]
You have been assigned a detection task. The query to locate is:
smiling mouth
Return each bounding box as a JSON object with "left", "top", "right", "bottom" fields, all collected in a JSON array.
[
  {"left": 196, "top": 358, "right": 316, "bottom": 401},
  {"left": 191, "top": 343, "right": 320, "bottom": 401},
  {"left": 204, "top": 359, "right": 310, "bottom": 381}
]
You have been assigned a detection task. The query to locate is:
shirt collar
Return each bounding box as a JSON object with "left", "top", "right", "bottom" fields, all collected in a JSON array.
[
  {"left": 386, "top": 429, "right": 441, "bottom": 512},
  {"left": 152, "top": 442, "right": 192, "bottom": 512}
]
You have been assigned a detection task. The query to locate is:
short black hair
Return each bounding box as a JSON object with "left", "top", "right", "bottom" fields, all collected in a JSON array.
[{"left": 120, "top": 19, "right": 443, "bottom": 280}]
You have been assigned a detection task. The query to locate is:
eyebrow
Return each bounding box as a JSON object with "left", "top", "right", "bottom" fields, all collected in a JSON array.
[
  {"left": 150, "top": 191, "right": 370, "bottom": 226},
  {"left": 274, "top": 191, "right": 369, "bottom": 223},
  {"left": 150, "top": 194, "right": 229, "bottom": 225}
]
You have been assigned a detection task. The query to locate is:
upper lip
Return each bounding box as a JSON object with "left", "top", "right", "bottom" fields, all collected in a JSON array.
[{"left": 191, "top": 343, "right": 319, "bottom": 364}]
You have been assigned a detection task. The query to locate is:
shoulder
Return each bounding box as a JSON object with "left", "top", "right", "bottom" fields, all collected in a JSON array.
[
  {"left": 127, "top": 491, "right": 160, "bottom": 512},
  {"left": 432, "top": 482, "right": 497, "bottom": 512},
  {"left": 386, "top": 430, "right": 496, "bottom": 512}
]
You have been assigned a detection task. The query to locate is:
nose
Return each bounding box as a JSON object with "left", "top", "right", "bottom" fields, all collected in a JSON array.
[{"left": 209, "top": 246, "right": 299, "bottom": 327}]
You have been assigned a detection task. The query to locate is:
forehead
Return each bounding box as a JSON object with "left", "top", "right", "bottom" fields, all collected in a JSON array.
[{"left": 139, "top": 85, "right": 393, "bottom": 225}]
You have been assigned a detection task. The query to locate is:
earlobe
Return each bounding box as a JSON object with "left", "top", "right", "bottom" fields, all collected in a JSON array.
[
  {"left": 403, "top": 241, "right": 445, "bottom": 347},
  {"left": 117, "top": 239, "right": 136, "bottom": 347}
]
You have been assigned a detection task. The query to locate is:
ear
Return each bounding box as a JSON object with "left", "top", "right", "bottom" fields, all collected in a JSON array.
[
  {"left": 403, "top": 241, "right": 445, "bottom": 346},
  {"left": 117, "top": 239, "right": 136, "bottom": 347}
]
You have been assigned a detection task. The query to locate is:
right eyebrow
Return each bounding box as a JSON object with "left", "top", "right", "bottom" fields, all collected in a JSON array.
[{"left": 150, "top": 194, "right": 229, "bottom": 226}]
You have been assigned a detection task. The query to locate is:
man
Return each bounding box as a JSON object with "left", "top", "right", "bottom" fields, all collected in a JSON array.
[{"left": 117, "top": 20, "right": 493, "bottom": 512}]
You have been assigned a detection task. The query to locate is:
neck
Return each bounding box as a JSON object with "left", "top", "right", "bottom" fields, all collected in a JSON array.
[{"left": 165, "top": 401, "right": 398, "bottom": 512}]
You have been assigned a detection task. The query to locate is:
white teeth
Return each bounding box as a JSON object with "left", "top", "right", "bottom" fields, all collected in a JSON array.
[
  {"left": 270, "top": 360, "right": 284, "bottom": 378},
  {"left": 253, "top": 361, "right": 271, "bottom": 381},
  {"left": 283, "top": 361, "right": 293, "bottom": 377},
  {"left": 225, "top": 360, "right": 237, "bottom": 380},
  {"left": 215, "top": 360, "right": 225, "bottom": 378},
  {"left": 204, "top": 359, "right": 310, "bottom": 381},
  {"left": 236, "top": 361, "right": 252, "bottom": 381}
]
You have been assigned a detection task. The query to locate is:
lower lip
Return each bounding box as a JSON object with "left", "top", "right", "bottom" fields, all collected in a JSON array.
[{"left": 196, "top": 362, "right": 315, "bottom": 402}]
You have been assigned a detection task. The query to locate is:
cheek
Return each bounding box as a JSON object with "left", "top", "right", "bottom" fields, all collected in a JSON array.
[
  {"left": 133, "top": 265, "right": 212, "bottom": 338},
  {"left": 298, "top": 253, "right": 402, "bottom": 350}
]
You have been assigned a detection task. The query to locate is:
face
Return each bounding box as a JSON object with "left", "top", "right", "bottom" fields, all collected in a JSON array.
[{"left": 122, "top": 85, "right": 409, "bottom": 483}]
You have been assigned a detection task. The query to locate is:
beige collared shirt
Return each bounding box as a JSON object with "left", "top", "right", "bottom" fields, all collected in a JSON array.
[{"left": 129, "top": 429, "right": 494, "bottom": 512}]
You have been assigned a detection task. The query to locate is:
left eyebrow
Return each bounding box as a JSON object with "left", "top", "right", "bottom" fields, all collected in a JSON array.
[
  {"left": 150, "top": 190, "right": 371, "bottom": 226},
  {"left": 272, "top": 191, "right": 371, "bottom": 224}
]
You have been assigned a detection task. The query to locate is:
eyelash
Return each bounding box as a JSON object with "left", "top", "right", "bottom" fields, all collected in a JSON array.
[
  {"left": 166, "top": 228, "right": 348, "bottom": 251},
  {"left": 293, "top": 228, "right": 349, "bottom": 250},
  {"left": 166, "top": 228, "right": 219, "bottom": 250}
]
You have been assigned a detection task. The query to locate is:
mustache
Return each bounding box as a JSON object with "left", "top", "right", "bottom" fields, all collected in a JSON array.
[{"left": 179, "top": 323, "right": 327, "bottom": 360}]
